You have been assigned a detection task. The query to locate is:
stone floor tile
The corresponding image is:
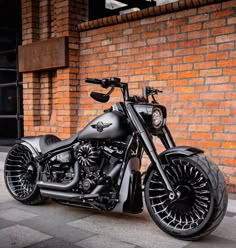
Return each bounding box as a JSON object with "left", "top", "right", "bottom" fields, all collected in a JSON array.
[
  {"left": 227, "top": 199, "right": 236, "bottom": 213},
  {"left": 212, "top": 216, "right": 236, "bottom": 242},
  {"left": 0, "top": 208, "right": 37, "bottom": 222},
  {"left": 2, "top": 199, "right": 95, "bottom": 225},
  {"left": 182, "top": 235, "right": 236, "bottom": 248},
  {"left": 226, "top": 211, "right": 236, "bottom": 217},
  {"left": 68, "top": 211, "right": 190, "bottom": 248},
  {"left": 25, "top": 237, "right": 81, "bottom": 248},
  {"left": 0, "top": 168, "right": 13, "bottom": 204},
  {"left": 76, "top": 234, "right": 136, "bottom": 248},
  {"left": 21, "top": 216, "right": 95, "bottom": 243},
  {"left": 0, "top": 153, "right": 6, "bottom": 162},
  {"left": 0, "top": 217, "right": 15, "bottom": 229},
  {"left": 0, "top": 224, "right": 51, "bottom": 248}
]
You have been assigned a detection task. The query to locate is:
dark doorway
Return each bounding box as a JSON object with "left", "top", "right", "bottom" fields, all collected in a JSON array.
[{"left": 0, "top": 0, "right": 23, "bottom": 145}]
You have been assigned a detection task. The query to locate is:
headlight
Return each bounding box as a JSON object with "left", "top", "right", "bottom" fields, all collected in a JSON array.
[{"left": 152, "top": 108, "right": 163, "bottom": 129}]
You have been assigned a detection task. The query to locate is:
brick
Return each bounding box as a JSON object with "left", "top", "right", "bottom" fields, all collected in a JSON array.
[
  {"left": 168, "top": 79, "right": 188, "bottom": 86},
  {"left": 178, "top": 40, "right": 200, "bottom": 48},
  {"left": 214, "top": 133, "right": 236, "bottom": 141},
  {"left": 183, "top": 55, "right": 204, "bottom": 63},
  {"left": 168, "top": 33, "right": 186, "bottom": 42},
  {"left": 153, "top": 50, "right": 173, "bottom": 59},
  {"left": 189, "top": 125, "right": 211, "bottom": 132},
  {"left": 158, "top": 73, "right": 176, "bottom": 80},
  {"left": 220, "top": 100, "right": 236, "bottom": 108},
  {"left": 188, "top": 30, "right": 210, "bottom": 39},
  {"left": 221, "top": 158, "right": 236, "bottom": 167},
  {"left": 182, "top": 23, "right": 202, "bottom": 32},
  {"left": 147, "top": 37, "right": 166, "bottom": 45},
  {"left": 174, "top": 48, "right": 194, "bottom": 56},
  {"left": 230, "top": 51, "right": 236, "bottom": 58},
  {"left": 200, "top": 92, "right": 224, "bottom": 100},
  {"left": 167, "top": 18, "right": 187, "bottom": 27},
  {"left": 174, "top": 87, "right": 194, "bottom": 93},
  {"left": 203, "top": 19, "right": 226, "bottom": 29},
  {"left": 162, "top": 57, "right": 183, "bottom": 65},
  {"left": 168, "top": 124, "right": 188, "bottom": 131},
  {"left": 161, "top": 27, "right": 180, "bottom": 36},
  {"left": 225, "top": 92, "right": 236, "bottom": 99},
  {"left": 198, "top": 3, "right": 221, "bottom": 14},
  {"left": 200, "top": 69, "right": 222, "bottom": 77},
  {"left": 211, "top": 9, "right": 234, "bottom": 20},
  {"left": 173, "top": 64, "right": 193, "bottom": 71},
  {"left": 189, "top": 14, "right": 209, "bottom": 23},
  {"left": 229, "top": 177, "right": 236, "bottom": 185},
  {"left": 216, "top": 34, "right": 236, "bottom": 43},
  {"left": 195, "top": 45, "right": 217, "bottom": 54},
  {"left": 191, "top": 132, "right": 212, "bottom": 140},
  {"left": 210, "top": 84, "right": 233, "bottom": 92},
  {"left": 178, "top": 93, "right": 199, "bottom": 101},
  {"left": 212, "top": 109, "right": 230, "bottom": 116},
  {"left": 194, "top": 61, "right": 216, "bottom": 69},
  {"left": 178, "top": 71, "right": 198, "bottom": 78},
  {"left": 211, "top": 26, "right": 235, "bottom": 36},
  {"left": 217, "top": 59, "right": 236, "bottom": 67},
  {"left": 205, "top": 76, "right": 229, "bottom": 85},
  {"left": 228, "top": 17, "right": 236, "bottom": 24},
  {"left": 199, "top": 141, "right": 220, "bottom": 149}
]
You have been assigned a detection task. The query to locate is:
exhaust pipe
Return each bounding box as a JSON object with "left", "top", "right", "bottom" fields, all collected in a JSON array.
[
  {"left": 40, "top": 189, "right": 99, "bottom": 201},
  {"left": 39, "top": 162, "right": 122, "bottom": 199},
  {"left": 37, "top": 161, "right": 79, "bottom": 191}
]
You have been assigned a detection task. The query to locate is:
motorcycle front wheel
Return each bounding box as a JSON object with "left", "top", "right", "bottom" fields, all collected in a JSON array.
[
  {"left": 145, "top": 154, "right": 228, "bottom": 241},
  {"left": 4, "top": 144, "right": 44, "bottom": 205}
]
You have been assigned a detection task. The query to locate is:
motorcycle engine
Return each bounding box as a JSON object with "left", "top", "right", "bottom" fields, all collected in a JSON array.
[
  {"left": 44, "top": 141, "right": 126, "bottom": 195},
  {"left": 73, "top": 141, "right": 125, "bottom": 193}
]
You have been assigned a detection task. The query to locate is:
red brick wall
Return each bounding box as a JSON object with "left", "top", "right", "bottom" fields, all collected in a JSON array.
[
  {"left": 21, "top": 0, "right": 86, "bottom": 138},
  {"left": 78, "top": 0, "right": 236, "bottom": 192},
  {"left": 21, "top": 0, "right": 236, "bottom": 192}
]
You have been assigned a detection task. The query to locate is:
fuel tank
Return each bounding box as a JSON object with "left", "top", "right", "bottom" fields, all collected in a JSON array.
[{"left": 78, "top": 110, "right": 130, "bottom": 140}]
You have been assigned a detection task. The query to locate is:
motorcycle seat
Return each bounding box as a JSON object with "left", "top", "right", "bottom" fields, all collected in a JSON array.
[{"left": 40, "top": 134, "right": 78, "bottom": 154}]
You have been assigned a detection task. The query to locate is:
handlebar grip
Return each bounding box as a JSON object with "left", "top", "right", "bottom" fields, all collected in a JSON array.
[{"left": 85, "top": 78, "right": 102, "bottom": 85}]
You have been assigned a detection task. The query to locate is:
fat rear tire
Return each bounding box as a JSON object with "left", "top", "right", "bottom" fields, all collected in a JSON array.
[
  {"left": 4, "top": 144, "right": 45, "bottom": 205},
  {"left": 145, "top": 154, "right": 228, "bottom": 241}
]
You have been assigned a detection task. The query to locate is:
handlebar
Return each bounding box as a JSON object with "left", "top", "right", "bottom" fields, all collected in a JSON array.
[
  {"left": 85, "top": 77, "right": 123, "bottom": 89},
  {"left": 85, "top": 77, "right": 161, "bottom": 103},
  {"left": 85, "top": 77, "right": 130, "bottom": 101}
]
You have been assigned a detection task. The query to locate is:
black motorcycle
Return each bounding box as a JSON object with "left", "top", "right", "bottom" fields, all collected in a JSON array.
[{"left": 4, "top": 77, "right": 228, "bottom": 240}]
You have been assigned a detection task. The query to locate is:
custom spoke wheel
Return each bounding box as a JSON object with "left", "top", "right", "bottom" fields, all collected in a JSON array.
[
  {"left": 145, "top": 154, "right": 228, "bottom": 240},
  {"left": 4, "top": 144, "right": 44, "bottom": 205}
]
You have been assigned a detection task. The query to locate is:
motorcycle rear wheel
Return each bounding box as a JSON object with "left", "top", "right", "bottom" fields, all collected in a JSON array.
[
  {"left": 4, "top": 144, "right": 44, "bottom": 205},
  {"left": 144, "top": 154, "right": 228, "bottom": 241}
]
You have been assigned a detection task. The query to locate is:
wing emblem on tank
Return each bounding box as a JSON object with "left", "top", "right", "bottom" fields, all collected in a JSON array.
[{"left": 91, "top": 121, "right": 112, "bottom": 132}]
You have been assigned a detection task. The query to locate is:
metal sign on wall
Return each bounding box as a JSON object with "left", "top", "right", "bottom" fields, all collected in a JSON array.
[{"left": 18, "top": 36, "right": 68, "bottom": 72}]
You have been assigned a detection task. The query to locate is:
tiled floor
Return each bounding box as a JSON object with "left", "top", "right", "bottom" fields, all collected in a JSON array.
[{"left": 0, "top": 153, "right": 236, "bottom": 248}]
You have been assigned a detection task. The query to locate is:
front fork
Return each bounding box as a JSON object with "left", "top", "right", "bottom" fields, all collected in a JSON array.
[{"left": 127, "top": 105, "right": 177, "bottom": 200}]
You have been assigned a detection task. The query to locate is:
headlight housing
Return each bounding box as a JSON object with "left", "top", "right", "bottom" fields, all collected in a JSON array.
[{"left": 152, "top": 108, "right": 163, "bottom": 129}]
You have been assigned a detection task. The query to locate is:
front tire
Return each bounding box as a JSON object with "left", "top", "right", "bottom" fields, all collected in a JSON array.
[
  {"left": 144, "top": 154, "right": 228, "bottom": 240},
  {"left": 4, "top": 144, "right": 45, "bottom": 205}
]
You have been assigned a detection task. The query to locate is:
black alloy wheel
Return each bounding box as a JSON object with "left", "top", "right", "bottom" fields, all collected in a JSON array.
[
  {"left": 145, "top": 154, "right": 228, "bottom": 240},
  {"left": 4, "top": 144, "right": 44, "bottom": 205}
]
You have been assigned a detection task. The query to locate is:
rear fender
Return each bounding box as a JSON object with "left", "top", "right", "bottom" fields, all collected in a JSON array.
[
  {"left": 143, "top": 146, "right": 204, "bottom": 185},
  {"left": 17, "top": 137, "right": 42, "bottom": 157}
]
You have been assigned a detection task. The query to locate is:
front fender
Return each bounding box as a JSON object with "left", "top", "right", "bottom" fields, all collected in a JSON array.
[{"left": 143, "top": 146, "right": 204, "bottom": 184}]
